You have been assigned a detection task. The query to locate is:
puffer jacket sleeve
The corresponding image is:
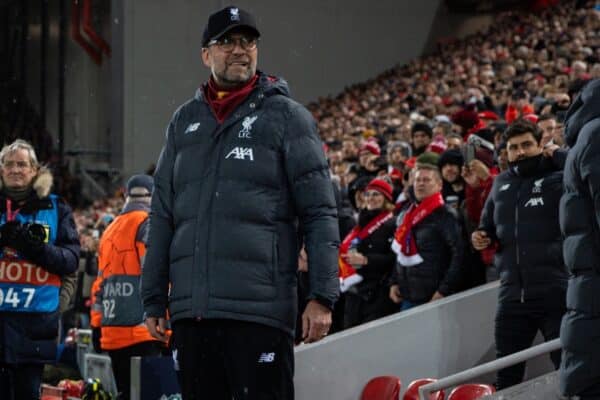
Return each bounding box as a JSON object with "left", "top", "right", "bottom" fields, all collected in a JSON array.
[
  {"left": 437, "top": 210, "right": 466, "bottom": 296},
  {"left": 282, "top": 103, "right": 340, "bottom": 308},
  {"left": 142, "top": 119, "right": 177, "bottom": 319},
  {"left": 30, "top": 199, "right": 80, "bottom": 276},
  {"left": 580, "top": 126, "right": 600, "bottom": 230}
]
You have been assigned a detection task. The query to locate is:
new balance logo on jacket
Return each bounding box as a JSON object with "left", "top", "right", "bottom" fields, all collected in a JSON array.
[
  {"left": 226, "top": 147, "right": 254, "bottom": 161},
  {"left": 258, "top": 352, "right": 275, "bottom": 363},
  {"left": 185, "top": 122, "right": 201, "bottom": 134}
]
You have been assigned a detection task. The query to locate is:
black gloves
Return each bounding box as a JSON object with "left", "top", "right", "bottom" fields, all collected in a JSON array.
[
  {"left": 0, "top": 221, "right": 25, "bottom": 250},
  {"left": 92, "top": 327, "right": 103, "bottom": 353},
  {"left": 0, "top": 221, "right": 46, "bottom": 256}
]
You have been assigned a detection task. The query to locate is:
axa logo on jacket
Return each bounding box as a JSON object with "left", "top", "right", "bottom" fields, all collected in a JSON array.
[
  {"left": 524, "top": 197, "right": 544, "bottom": 207},
  {"left": 226, "top": 147, "right": 254, "bottom": 161}
]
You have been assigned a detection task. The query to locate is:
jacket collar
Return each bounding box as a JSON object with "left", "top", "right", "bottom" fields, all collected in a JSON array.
[
  {"left": 0, "top": 166, "right": 53, "bottom": 200},
  {"left": 121, "top": 199, "right": 150, "bottom": 214}
]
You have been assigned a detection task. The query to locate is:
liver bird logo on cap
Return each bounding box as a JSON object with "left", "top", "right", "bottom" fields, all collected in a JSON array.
[{"left": 230, "top": 7, "right": 240, "bottom": 21}]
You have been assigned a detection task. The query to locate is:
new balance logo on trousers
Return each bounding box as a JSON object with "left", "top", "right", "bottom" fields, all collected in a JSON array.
[{"left": 258, "top": 352, "right": 275, "bottom": 363}]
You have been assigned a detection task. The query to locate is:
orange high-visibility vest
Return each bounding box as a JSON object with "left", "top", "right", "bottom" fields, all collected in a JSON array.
[{"left": 90, "top": 210, "right": 162, "bottom": 350}]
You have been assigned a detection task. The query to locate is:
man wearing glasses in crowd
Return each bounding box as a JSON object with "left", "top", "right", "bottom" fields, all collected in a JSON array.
[{"left": 141, "top": 6, "right": 339, "bottom": 399}]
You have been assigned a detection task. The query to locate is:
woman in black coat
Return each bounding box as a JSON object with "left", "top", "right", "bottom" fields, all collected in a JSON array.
[{"left": 340, "top": 178, "right": 397, "bottom": 329}]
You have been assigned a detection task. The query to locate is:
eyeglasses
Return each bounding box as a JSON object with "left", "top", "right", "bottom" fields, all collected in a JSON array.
[
  {"left": 2, "top": 160, "right": 32, "bottom": 170},
  {"left": 363, "top": 191, "right": 383, "bottom": 198},
  {"left": 207, "top": 36, "right": 258, "bottom": 52}
]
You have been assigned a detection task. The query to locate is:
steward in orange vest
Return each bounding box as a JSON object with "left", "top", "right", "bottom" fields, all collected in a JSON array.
[{"left": 90, "top": 174, "right": 168, "bottom": 400}]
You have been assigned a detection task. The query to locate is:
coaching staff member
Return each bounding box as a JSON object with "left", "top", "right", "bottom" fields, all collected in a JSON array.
[
  {"left": 141, "top": 6, "right": 339, "bottom": 400},
  {"left": 472, "top": 119, "right": 567, "bottom": 389}
]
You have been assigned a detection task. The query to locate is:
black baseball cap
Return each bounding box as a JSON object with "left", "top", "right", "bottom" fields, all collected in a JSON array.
[{"left": 202, "top": 6, "right": 260, "bottom": 47}]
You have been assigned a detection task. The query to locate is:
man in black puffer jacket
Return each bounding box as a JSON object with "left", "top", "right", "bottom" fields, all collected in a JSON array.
[
  {"left": 473, "top": 119, "right": 567, "bottom": 390},
  {"left": 559, "top": 79, "right": 600, "bottom": 399},
  {"left": 141, "top": 6, "right": 339, "bottom": 400},
  {"left": 389, "top": 164, "right": 465, "bottom": 310}
]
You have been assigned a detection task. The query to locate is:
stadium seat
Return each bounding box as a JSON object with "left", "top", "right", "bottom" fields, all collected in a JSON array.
[
  {"left": 447, "top": 383, "right": 496, "bottom": 400},
  {"left": 361, "top": 375, "right": 402, "bottom": 400},
  {"left": 403, "top": 378, "right": 444, "bottom": 400}
]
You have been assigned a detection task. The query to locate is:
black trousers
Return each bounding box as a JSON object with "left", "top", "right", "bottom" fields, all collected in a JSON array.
[
  {"left": 495, "top": 294, "right": 565, "bottom": 390},
  {"left": 0, "top": 363, "right": 44, "bottom": 400},
  {"left": 107, "top": 340, "right": 163, "bottom": 400},
  {"left": 172, "top": 318, "right": 294, "bottom": 400},
  {"left": 343, "top": 288, "right": 396, "bottom": 329}
]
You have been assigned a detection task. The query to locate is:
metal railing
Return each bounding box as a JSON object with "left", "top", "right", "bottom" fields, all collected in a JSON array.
[{"left": 418, "top": 338, "right": 561, "bottom": 400}]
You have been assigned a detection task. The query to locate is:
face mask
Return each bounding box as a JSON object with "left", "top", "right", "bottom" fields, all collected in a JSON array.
[{"left": 508, "top": 153, "right": 543, "bottom": 177}]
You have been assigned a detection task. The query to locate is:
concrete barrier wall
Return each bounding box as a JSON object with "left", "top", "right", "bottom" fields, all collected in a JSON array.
[{"left": 294, "top": 281, "right": 555, "bottom": 399}]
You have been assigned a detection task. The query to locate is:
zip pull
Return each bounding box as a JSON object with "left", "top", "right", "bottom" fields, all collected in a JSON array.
[{"left": 520, "top": 289, "right": 525, "bottom": 303}]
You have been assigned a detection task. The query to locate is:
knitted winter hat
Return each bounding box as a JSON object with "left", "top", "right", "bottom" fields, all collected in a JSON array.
[
  {"left": 365, "top": 178, "right": 393, "bottom": 202},
  {"left": 359, "top": 141, "right": 381, "bottom": 156},
  {"left": 416, "top": 151, "right": 440, "bottom": 167},
  {"left": 126, "top": 174, "right": 154, "bottom": 197},
  {"left": 411, "top": 122, "right": 433, "bottom": 138},
  {"left": 438, "top": 149, "right": 464, "bottom": 169},
  {"left": 428, "top": 135, "right": 447, "bottom": 154}
]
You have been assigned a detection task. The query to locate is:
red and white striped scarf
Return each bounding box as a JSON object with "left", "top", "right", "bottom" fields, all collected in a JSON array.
[
  {"left": 392, "top": 192, "right": 444, "bottom": 267},
  {"left": 338, "top": 210, "right": 394, "bottom": 292}
]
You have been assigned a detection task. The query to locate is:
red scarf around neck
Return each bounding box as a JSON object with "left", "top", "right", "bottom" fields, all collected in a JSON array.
[
  {"left": 204, "top": 74, "right": 259, "bottom": 123},
  {"left": 338, "top": 210, "right": 394, "bottom": 292},
  {"left": 392, "top": 192, "right": 444, "bottom": 267}
]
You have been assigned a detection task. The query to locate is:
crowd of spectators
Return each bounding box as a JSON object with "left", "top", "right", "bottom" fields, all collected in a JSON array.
[
  {"left": 16, "top": 0, "right": 597, "bottom": 395},
  {"left": 58, "top": 0, "right": 600, "bottom": 337},
  {"left": 305, "top": 0, "right": 599, "bottom": 331}
]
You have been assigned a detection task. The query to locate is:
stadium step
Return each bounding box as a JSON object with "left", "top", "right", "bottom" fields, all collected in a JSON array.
[{"left": 487, "top": 371, "right": 567, "bottom": 400}]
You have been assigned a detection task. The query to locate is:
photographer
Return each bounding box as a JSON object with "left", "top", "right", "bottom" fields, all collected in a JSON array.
[{"left": 0, "top": 139, "right": 80, "bottom": 400}]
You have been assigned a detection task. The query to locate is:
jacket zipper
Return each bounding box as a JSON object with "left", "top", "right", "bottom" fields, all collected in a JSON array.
[
  {"left": 514, "top": 181, "right": 524, "bottom": 303},
  {"left": 199, "top": 123, "right": 225, "bottom": 319},
  {"left": 200, "top": 91, "right": 264, "bottom": 316}
]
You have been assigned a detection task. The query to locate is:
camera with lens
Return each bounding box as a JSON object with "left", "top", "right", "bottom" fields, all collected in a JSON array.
[
  {"left": 0, "top": 221, "right": 46, "bottom": 252},
  {"left": 23, "top": 223, "right": 47, "bottom": 245}
]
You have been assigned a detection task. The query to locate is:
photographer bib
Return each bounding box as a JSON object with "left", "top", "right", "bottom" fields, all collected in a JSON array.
[{"left": 0, "top": 195, "right": 60, "bottom": 312}]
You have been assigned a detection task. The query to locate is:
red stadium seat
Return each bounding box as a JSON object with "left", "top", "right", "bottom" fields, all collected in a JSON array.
[
  {"left": 361, "top": 375, "right": 402, "bottom": 400},
  {"left": 403, "top": 378, "right": 444, "bottom": 400},
  {"left": 447, "top": 383, "right": 496, "bottom": 400}
]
